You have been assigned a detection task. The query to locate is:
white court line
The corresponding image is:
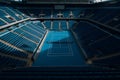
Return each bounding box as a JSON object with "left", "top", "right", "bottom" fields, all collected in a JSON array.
[
  {"left": 67, "top": 37, "right": 74, "bottom": 56},
  {"left": 47, "top": 47, "right": 73, "bottom": 56},
  {"left": 47, "top": 32, "right": 74, "bottom": 56},
  {"left": 48, "top": 54, "right": 73, "bottom": 56},
  {"left": 47, "top": 33, "right": 58, "bottom": 55},
  {"left": 51, "top": 37, "right": 73, "bottom": 56},
  {"left": 47, "top": 33, "right": 53, "bottom": 55},
  {"left": 48, "top": 46, "right": 69, "bottom": 49}
]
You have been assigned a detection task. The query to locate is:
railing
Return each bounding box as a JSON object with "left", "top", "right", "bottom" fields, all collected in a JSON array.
[{"left": 0, "top": 18, "right": 30, "bottom": 30}]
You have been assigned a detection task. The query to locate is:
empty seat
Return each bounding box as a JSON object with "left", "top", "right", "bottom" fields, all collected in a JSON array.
[
  {"left": 0, "top": 20, "right": 6, "bottom": 26},
  {"left": 43, "top": 21, "right": 51, "bottom": 29},
  {"left": 0, "top": 32, "right": 37, "bottom": 53},
  {"left": 89, "top": 36, "right": 120, "bottom": 56},
  {"left": 52, "top": 21, "right": 59, "bottom": 30},
  {"left": 22, "top": 25, "right": 43, "bottom": 38},
  {"left": 0, "top": 55, "right": 27, "bottom": 69},
  {"left": 0, "top": 9, "right": 15, "bottom": 23},
  {"left": 14, "top": 28, "right": 40, "bottom": 43},
  {"left": 93, "top": 55, "right": 120, "bottom": 67},
  {"left": 0, "top": 42, "right": 28, "bottom": 58},
  {"left": 0, "top": 7, "right": 21, "bottom": 21},
  {"left": 61, "top": 21, "right": 67, "bottom": 30}
]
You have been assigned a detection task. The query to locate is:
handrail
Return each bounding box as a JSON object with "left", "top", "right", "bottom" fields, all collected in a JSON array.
[
  {"left": 0, "top": 9, "right": 17, "bottom": 21},
  {"left": 0, "top": 18, "right": 9, "bottom": 24},
  {"left": 32, "top": 30, "right": 48, "bottom": 61},
  {"left": 0, "top": 18, "right": 30, "bottom": 30},
  {"left": 85, "top": 18, "right": 120, "bottom": 39},
  {"left": 6, "top": 7, "right": 24, "bottom": 20}
]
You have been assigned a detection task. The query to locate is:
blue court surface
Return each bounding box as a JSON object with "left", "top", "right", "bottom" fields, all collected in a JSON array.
[{"left": 32, "top": 31, "right": 86, "bottom": 66}]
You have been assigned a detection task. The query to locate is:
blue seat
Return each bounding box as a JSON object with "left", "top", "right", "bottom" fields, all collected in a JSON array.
[
  {"left": 89, "top": 36, "right": 120, "bottom": 56},
  {"left": 31, "top": 21, "right": 45, "bottom": 31},
  {"left": 13, "top": 8, "right": 28, "bottom": 19},
  {"left": 52, "top": 21, "right": 59, "bottom": 30},
  {"left": 0, "top": 7, "right": 21, "bottom": 21},
  {"left": 0, "top": 10, "right": 15, "bottom": 23},
  {"left": 69, "top": 21, "right": 76, "bottom": 28},
  {"left": 0, "top": 20, "right": 6, "bottom": 26},
  {"left": 14, "top": 28, "right": 40, "bottom": 43},
  {"left": 0, "top": 42, "right": 28, "bottom": 58},
  {"left": 27, "top": 23, "right": 46, "bottom": 34},
  {"left": 72, "top": 21, "right": 101, "bottom": 57},
  {"left": 98, "top": 10, "right": 119, "bottom": 23},
  {"left": 44, "top": 21, "right": 51, "bottom": 29},
  {"left": 0, "top": 32, "right": 37, "bottom": 53},
  {"left": 61, "top": 21, "right": 67, "bottom": 30},
  {"left": 0, "top": 55, "right": 27, "bottom": 68},
  {"left": 21, "top": 26, "right": 42, "bottom": 38}
]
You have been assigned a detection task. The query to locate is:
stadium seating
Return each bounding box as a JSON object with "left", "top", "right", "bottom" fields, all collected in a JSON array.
[
  {"left": 13, "top": 8, "right": 28, "bottom": 19},
  {"left": 0, "top": 55, "right": 27, "bottom": 69},
  {"left": 70, "top": 7, "right": 120, "bottom": 67},
  {"left": 52, "top": 21, "right": 59, "bottom": 30},
  {"left": 0, "top": 7, "right": 22, "bottom": 21},
  {"left": 19, "top": 8, "right": 81, "bottom": 30},
  {"left": 43, "top": 21, "right": 51, "bottom": 29},
  {"left": 1, "top": 0, "right": 120, "bottom": 79},
  {"left": 0, "top": 19, "right": 6, "bottom": 26},
  {"left": 82, "top": 8, "right": 120, "bottom": 28},
  {"left": 0, "top": 0, "right": 120, "bottom": 71},
  {"left": 0, "top": 4, "right": 47, "bottom": 69},
  {"left": 0, "top": 9, "right": 15, "bottom": 23},
  {"left": 93, "top": 55, "right": 120, "bottom": 68},
  {"left": 0, "top": 42, "right": 28, "bottom": 58},
  {"left": 72, "top": 20, "right": 120, "bottom": 67},
  {"left": 61, "top": 21, "right": 68, "bottom": 30},
  {"left": 0, "top": 32, "right": 37, "bottom": 53}
]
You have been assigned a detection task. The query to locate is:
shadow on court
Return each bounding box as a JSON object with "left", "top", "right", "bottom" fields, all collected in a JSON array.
[{"left": 32, "top": 31, "right": 87, "bottom": 66}]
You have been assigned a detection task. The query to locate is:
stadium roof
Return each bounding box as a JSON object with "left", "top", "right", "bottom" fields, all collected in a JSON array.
[{"left": 0, "top": 0, "right": 119, "bottom": 4}]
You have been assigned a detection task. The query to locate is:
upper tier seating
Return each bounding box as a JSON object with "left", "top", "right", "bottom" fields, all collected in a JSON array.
[
  {"left": 0, "top": 9, "right": 15, "bottom": 23},
  {"left": 0, "top": 7, "right": 22, "bottom": 21},
  {"left": 80, "top": 8, "right": 120, "bottom": 29}
]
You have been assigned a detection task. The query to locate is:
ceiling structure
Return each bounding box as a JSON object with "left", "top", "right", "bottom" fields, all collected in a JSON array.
[{"left": 0, "top": 0, "right": 119, "bottom": 4}]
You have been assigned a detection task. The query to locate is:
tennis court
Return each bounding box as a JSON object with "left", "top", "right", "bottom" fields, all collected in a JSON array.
[
  {"left": 47, "top": 31, "right": 73, "bottom": 56},
  {"left": 32, "top": 31, "right": 86, "bottom": 66}
]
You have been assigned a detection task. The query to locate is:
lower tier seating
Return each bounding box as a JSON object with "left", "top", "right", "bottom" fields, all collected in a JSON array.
[
  {"left": 0, "top": 20, "right": 47, "bottom": 69},
  {"left": 72, "top": 21, "right": 120, "bottom": 67},
  {"left": 0, "top": 55, "right": 27, "bottom": 70},
  {"left": 0, "top": 42, "right": 28, "bottom": 58}
]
